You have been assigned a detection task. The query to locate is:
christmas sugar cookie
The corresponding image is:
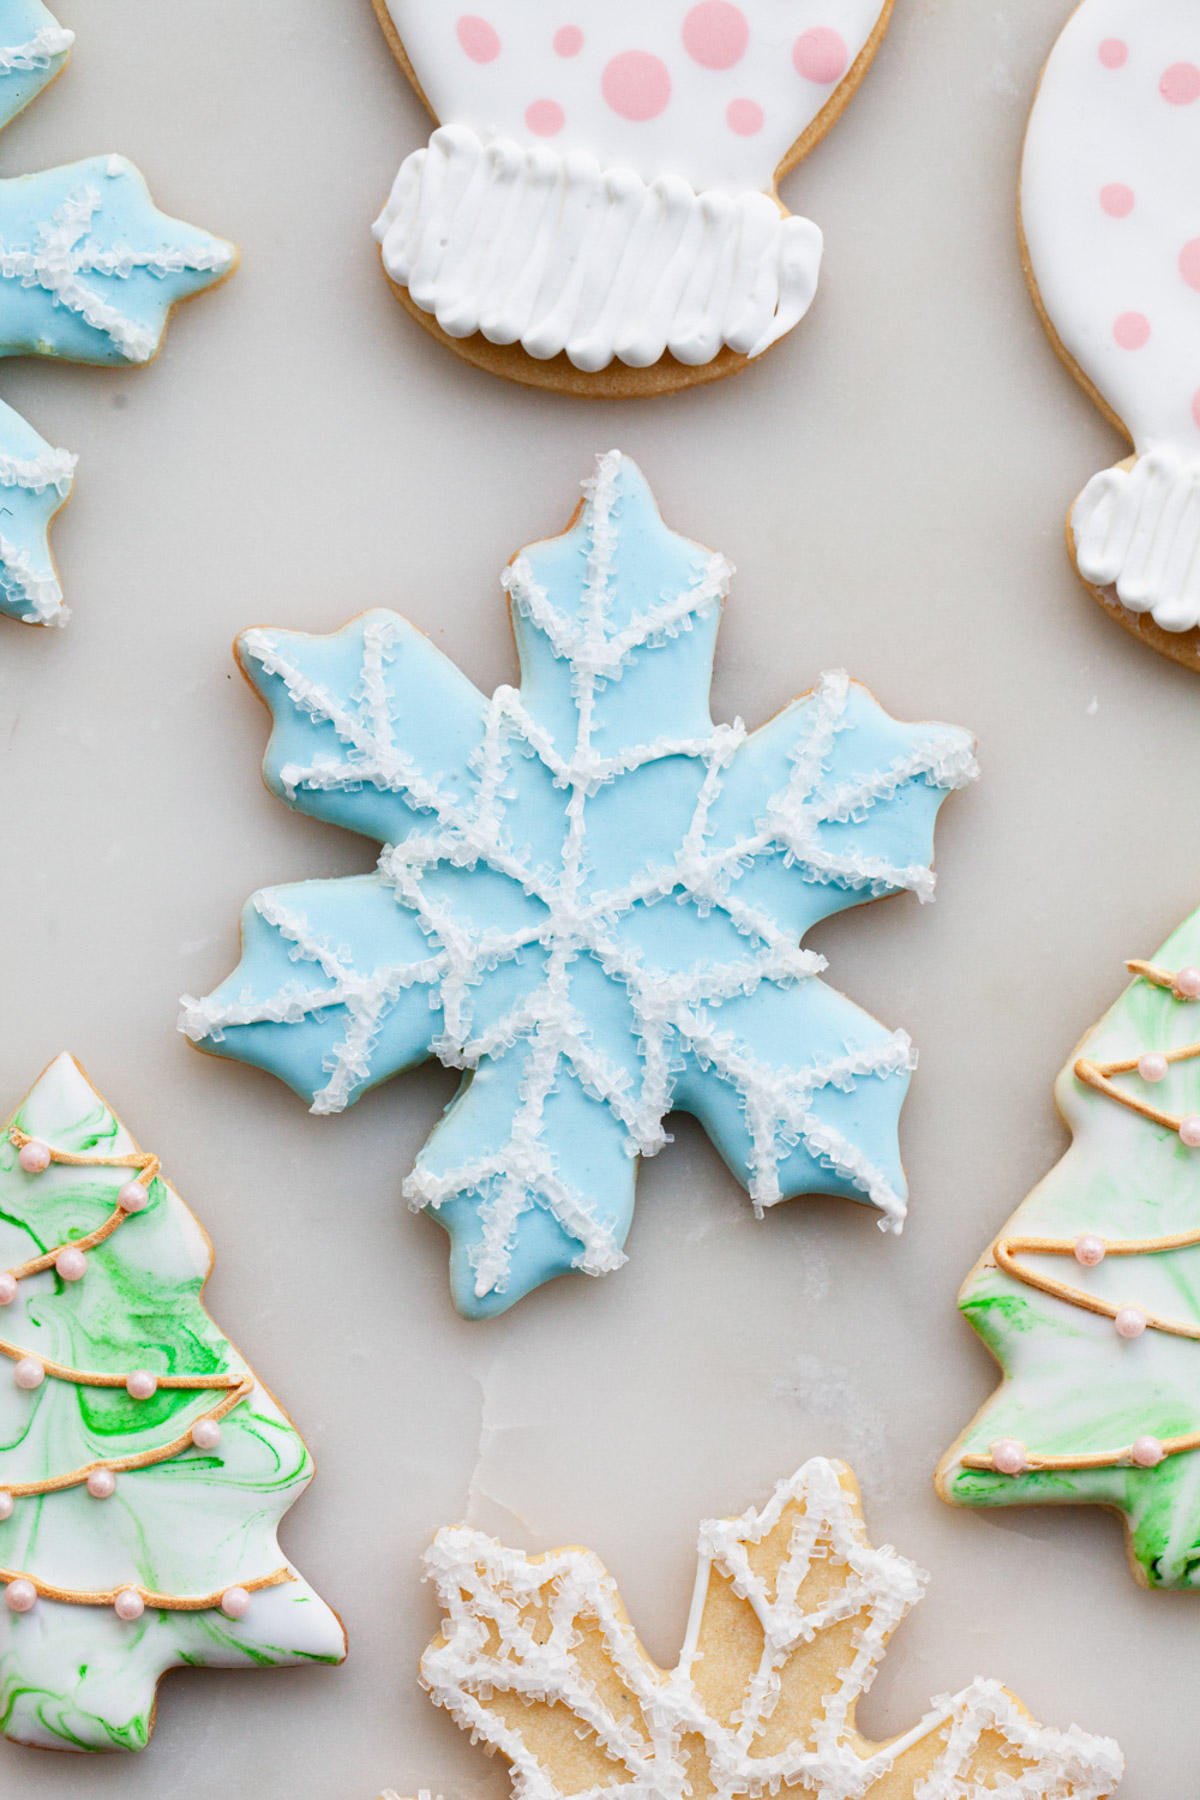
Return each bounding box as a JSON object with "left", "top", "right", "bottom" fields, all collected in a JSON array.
[
  {"left": 371, "top": 1, "right": 893, "bottom": 397},
  {"left": 0, "top": 1054, "right": 345, "bottom": 1751},
  {"left": 0, "top": 0, "right": 235, "bottom": 629},
  {"left": 181, "top": 451, "right": 976, "bottom": 1319},
  {"left": 1022, "top": 0, "right": 1200, "bottom": 672},
  {"left": 939, "top": 906, "right": 1200, "bottom": 1589},
  {"left": 390, "top": 1459, "right": 1122, "bottom": 1798}
]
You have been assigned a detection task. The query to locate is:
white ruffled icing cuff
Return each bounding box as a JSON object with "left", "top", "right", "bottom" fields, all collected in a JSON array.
[
  {"left": 1073, "top": 444, "right": 1200, "bottom": 631},
  {"left": 373, "top": 123, "right": 823, "bottom": 373}
]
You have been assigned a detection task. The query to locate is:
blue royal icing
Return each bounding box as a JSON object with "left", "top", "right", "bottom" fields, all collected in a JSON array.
[
  {"left": 0, "top": 0, "right": 235, "bottom": 626},
  {"left": 181, "top": 453, "right": 978, "bottom": 1319}
]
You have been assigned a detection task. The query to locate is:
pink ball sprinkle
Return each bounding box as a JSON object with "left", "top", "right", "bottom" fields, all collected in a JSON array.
[
  {"left": 114, "top": 1587, "right": 145, "bottom": 1622},
  {"left": 553, "top": 25, "right": 583, "bottom": 57},
  {"left": 86, "top": 1468, "right": 116, "bottom": 1499},
  {"left": 0, "top": 1493, "right": 14, "bottom": 1521},
  {"left": 726, "top": 98, "right": 764, "bottom": 135},
  {"left": 13, "top": 1357, "right": 43, "bottom": 1391},
  {"left": 682, "top": 1, "right": 749, "bottom": 71},
  {"left": 220, "top": 1586, "right": 251, "bottom": 1620},
  {"left": 1115, "top": 1305, "right": 1148, "bottom": 1339},
  {"left": 17, "top": 1141, "right": 50, "bottom": 1175},
  {"left": 1176, "top": 966, "right": 1200, "bottom": 998},
  {"left": 1162, "top": 61, "right": 1200, "bottom": 105},
  {"left": 1100, "top": 183, "right": 1134, "bottom": 218},
  {"left": 991, "top": 1438, "right": 1028, "bottom": 1475},
  {"left": 525, "top": 99, "right": 565, "bottom": 137},
  {"left": 1132, "top": 1435, "right": 1165, "bottom": 1468},
  {"left": 55, "top": 1247, "right": 86, "bottom": 1283},
  {"left": 1138, "top": 1052, "right": 1169, "bottom": 1083},
  {"left": 5, "top": 1579, "right": 36, "bottom": 1613},
  {"left": 126, "top": 1370, "right": 157, "bottom": 1401},
  {"left": 1114, "top": 311, "right": 1150, "bottom": 350},
  {"left": 1074, "top": 1234, "right": 1106, "bottom": 1267},
  {"left": 191, "top": 1417, "right": 222, "bottom": 1451},
  {"left": 0, "top": 1274, "right": 17, "bottom": 1306},
  {"left": 793, "top": 26, "right": 848, "bottom": 85},
  {"left": 117, "top": 1179, "right": 148, "bottom": 1213},
  {"left": 1179, "top": 240, "right": 1200, "bottom": 293},
  {"left": 1181, "top": 1115, "right": 1200, "bottom": 1148},
  {"left": 455, "top": 15, "right": 500, "bottom": 64},
  {"left": 601, "top": 50, "right": 672, "bottom": 121},
  {"left": 1098, "top": 38, "right": 1128, "bottom": 70}
]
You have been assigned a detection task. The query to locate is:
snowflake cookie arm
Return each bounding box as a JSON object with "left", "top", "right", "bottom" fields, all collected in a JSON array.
[
  {"left": 0, "top": 0, "right": 71, "bottom": 131},
  {"left": 416, "top": 1458, "right": 1122, "bottom": 1800},
  {"left": 0, "top": 391, "right": 72, "bottom": 623}
]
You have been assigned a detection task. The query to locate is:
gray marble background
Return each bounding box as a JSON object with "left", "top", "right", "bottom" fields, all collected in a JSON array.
[{"left": 0, "top": 1, "right": 1192, "bottom": 1794}]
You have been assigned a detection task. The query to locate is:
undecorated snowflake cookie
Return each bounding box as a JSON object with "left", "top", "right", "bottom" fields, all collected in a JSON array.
[
  {"left": 940, "top": 906, "right": 1200, "bottom": 1589},
  {"left": 392, "top": 1459, "right": 1122, "bottom": 1799},
  {"left": 0, "top": 1053, "right": 345, "bottom": 1751},
  {"left": 1022, "top": 0, "right": 1200, "bottom": 672},
  {"left": 372, "top": 1, "right": 893, "bottom": 397},
  {"left": 181, "top": 452, "right": 976, "bottom": 1319},
  {"left": 0, "top": 0, "right": 235, "bottom": 628}
]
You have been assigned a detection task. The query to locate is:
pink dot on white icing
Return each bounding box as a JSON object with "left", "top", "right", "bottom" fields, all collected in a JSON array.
[
  {"left": 602, "top": 50, "right": 671, "bottom": 122},
  {"left": 1180, "top": 239, "right": 1200, "bottom": 292},
  {"left": 1114, "top": 311, "right": 1150, "bottom": 350},
  {"left": 726, "top": 97, "right": 764, "bottom": 135},
  {"left": 554, "top": 25, "right": 583, "bottom": 57},
  {"left": 1192, "top": 390, "right": 1200, "bottom": 431},
  {"left": 456, "top": 15, "right": 500, "bottom": 64},
  {"left": 793, "top": 27, "right": 848, "bottom": 85},
  {"left": 1098, "top": 38, "right": 1128, "bottom": 70},
  {"left": 1161, "top": 61, "right": 1200, "bottom": 105},
  {"left": 683, "top": 2, "right": 749, "bottom": 70},
  {"left": 526, "top": 99, "right": 565, "bottom": 136},
  {"left": 1100, "top": 183, "right": 1134, "bottom": 218}
]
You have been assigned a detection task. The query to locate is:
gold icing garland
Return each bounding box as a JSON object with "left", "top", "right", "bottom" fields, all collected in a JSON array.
[
  {"left": 0, "top": 1127, "right": 293, "bottom": 1618},
  {"left": 963, "top": 958, "right": 1200, "bottom": 1479}
]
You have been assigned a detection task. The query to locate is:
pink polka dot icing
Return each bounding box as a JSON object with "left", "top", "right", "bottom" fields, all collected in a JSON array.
[
  {"left": 682, "top": 2, "right": 749, "bottom": 71},
  {"left": 554, "top": 25, "right": 583, "bottom": 58},
  {"left": 1161, "top": 61, "right": 1200, "bottom": 105},
  {"left": 456, "top": 15, "right": 500, "bottom": 64},
  {"left": 726, "top": 98, "right": 764, "bottom": 136},
  {"left": 1099, "top": 183, "right": 1134, "bottom": 217},
  {"left": 601, "top": 50, "right": 672, "bottom": 122},
  {"left": 793, "top": 27, "right": 849, "bottom": 86},
  {"left": 526, "top": 99, "right": 566, "bottom": 137},
  {"left": 1180, "top": 238, "right": 1200, "bottom": 291},
  {"left": 1098, "top": 38, "right": 1128, "bottom": 70},
  {"left": 1192, "top": 390, "right": 1200, "bottom": 432},
  {"left": 1113, "top": 311, "right": 1150, "bottom": 350}
]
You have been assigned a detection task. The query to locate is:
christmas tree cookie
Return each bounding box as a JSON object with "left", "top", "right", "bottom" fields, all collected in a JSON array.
[
  {"left": 0, "top": 0, "right": 235, "bottom": 628},
  {"left": 181, "top": 451, "right": 977, "bottom": 1319},
  {"left": 393, "top": 1459, "right": 1121, "bottom": 1798},
  {"left": 940, "top": 905, "right": 1200, "bottom": 1588},
  {"left": 0, "top": 1054, "right": 345, "bottom": 1751}
]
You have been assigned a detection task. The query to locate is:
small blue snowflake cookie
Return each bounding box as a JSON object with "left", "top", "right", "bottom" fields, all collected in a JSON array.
[
  {"left": 0, "top": 0, "right": 236, "bottom": 627},
  {"left": 181, "top": 452, "right": 977, "bottom": 1318}
]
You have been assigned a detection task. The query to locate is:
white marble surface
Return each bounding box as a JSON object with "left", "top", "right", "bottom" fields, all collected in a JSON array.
[{"left": 0, "top": 0, "right": 1192, "bottom": 1794}]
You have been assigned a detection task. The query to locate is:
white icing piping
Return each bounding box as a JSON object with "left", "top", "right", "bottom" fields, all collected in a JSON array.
[
  {"left": 373, "top": 123, "right": 823, "bottom": 373},
  {"left": 0, "top": 185, "right": 233, "bottom": 365},
  {"left": 1073, "top": 445, "right": 1200, "bottom": 631},
  {"left": 419, "top": 1458, "right": 1124, "bottom": 1800},
  {"left": 0, "top": 526, "right": 64, "bottom": 624},
  {"left": 0, "top": 441, "right": 75, "bottom": 494},
  {"left": 0, "top": 24, "right": 73, "bottom": 72}
]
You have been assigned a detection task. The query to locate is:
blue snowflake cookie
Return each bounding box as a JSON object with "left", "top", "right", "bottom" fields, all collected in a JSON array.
[
  {"left": 181, "top": 452, "right": 978, "bottom": 1318},
  {"left": 0, "top": 0, "right": 235, "bottom": 627}
]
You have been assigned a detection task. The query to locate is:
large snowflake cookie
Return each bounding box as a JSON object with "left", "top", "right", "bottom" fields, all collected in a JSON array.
[
  {"left": 0, "top": 0, "right": 235, "bottom": 629},
  {"left": 0, "top": 1054, "right": 345, "bottom": 1751},
  {"left": 371, "top": 0, "right": 893, "bottom": 396},
  {"left": 394, "top": 1459, "right": 1122, "bottom": 1799},
  {"left": 939, "top": 905, "right": 1200, "bottom": 1589},
  {"left": 1022, "top": 0, "right": 1200, "bottom": 672},
  {"left": 181, "top": 452, "right": 976, "bottom": 1318}
]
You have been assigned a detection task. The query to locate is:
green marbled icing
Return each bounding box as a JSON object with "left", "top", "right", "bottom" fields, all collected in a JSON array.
[
  {"left": 943, "top": 908, "right": 1200, "bottom": 1588},
  {"left": 0, "top": 1054, "right": 345, "bottom": 1751}
]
